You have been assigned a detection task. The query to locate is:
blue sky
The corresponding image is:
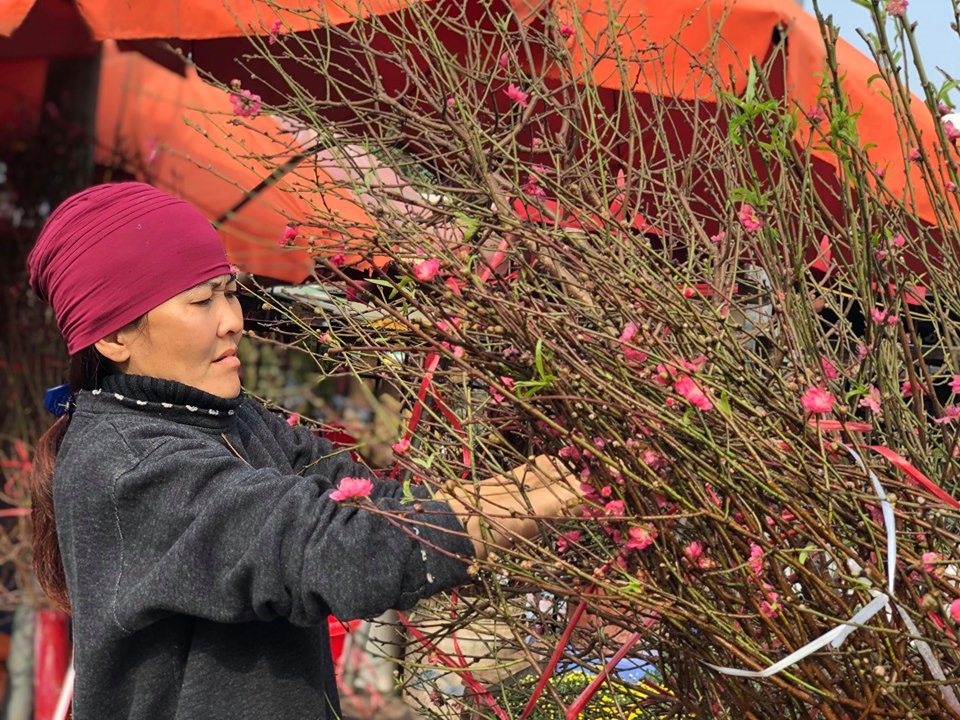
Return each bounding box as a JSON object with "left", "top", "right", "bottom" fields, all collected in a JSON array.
[{"left": 812, "top": 0, "right": 959, "bottom": 101}]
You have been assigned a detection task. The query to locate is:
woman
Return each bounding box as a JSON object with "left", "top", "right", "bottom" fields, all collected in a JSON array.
[{"left": 27, "top": 182, "right": 575, "bottom": 719}]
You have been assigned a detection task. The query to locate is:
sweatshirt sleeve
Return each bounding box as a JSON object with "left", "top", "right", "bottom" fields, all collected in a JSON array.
[{"left": 106, "top": 430, "right": 475, "bottom": 633}]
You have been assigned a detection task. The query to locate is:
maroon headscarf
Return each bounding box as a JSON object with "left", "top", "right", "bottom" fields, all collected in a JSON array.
[{"left": 27, "top": 182, "right": 232, "bottom": 355}]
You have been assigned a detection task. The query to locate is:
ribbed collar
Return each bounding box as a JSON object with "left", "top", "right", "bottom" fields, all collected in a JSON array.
[
  {"left": 102, "top": 375, "right": 241, "bottom": 412},
  {"left": 75, "top": 375, "right": 244, "bottom": 430}
]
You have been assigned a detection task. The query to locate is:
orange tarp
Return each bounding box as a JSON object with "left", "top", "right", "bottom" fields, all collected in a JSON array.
[
  {"left": 1, "top": 0, "right": 413, "bottom": 38},
  {"left": 96, "top": 41, "right": 381, "bottom": 282}
]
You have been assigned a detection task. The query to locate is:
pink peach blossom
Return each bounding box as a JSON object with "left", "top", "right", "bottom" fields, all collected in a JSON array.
[
  {"left": 604, "top": 499, "right": 625, "bottom": 516},
  {"left": 886, "top": 0, "right": 907, "bottom": 17},
  {"left": 620, "top": 327, "right": 647, "bottom": 364},
  {"left": 413, "top": 257, "right": 441, "bottom": 282},
  {"left": 806, "top": 106, "right": 826, "bottom": 125},
  {"left": 921, "top": 552, "right": 942, "bottom": 574},
  {"left": 933, "top": 405, "right": 960, "bottom": 425},
  {"left": 230, "top": 89, "right": 262, "bottom": 118},
  {"left": 950, "top": 598, "right": 960, "bottom": 623},
  {"left": 625, "top": 524, "right": 657, "bottom": 550},
  {"left": 858, "top": 385, "right": 882, "bottom": 415},
  {"left": 870, "top": 308, "right": 898, "bottom": 326},
  {"left": 738, "top": 203, "right": 764, "bottom": 233},
  {"left": 760, "top": 584, "right": 780, "bottom": 618},
  {"left": 685, "top": 541, "right": 713, "bottom": 568},
  {"left": 900, "top": 380, "right": 923, "bottom": 398},
  {"left": 748, "top": 543, "right": 764, "bottom": 577},
  {"left": 556, "top": 530, "right": 581, "bottom": 553},
  {"left": 619, "top": 322, "right": 638, "bottom": 343},
  {"left": 279, "top": 224, "right": 298, "bottom": 246},
  {"left": 820, "top": 357, "right": 839, "bottom": 381},
  {"left": 801, "top": 386, "right": 835, "bottom": 415},
  {"left": 268, "top": 18, "right": 283, "bottom": 44},
  {"left": 505, "top": 83, "right": 530, "bottom": 108},
  {"left": 674, "top": 375, "right": 713, "bottom": 411},
  {"left": 329, "top": 476, "right": 374, "bottom": 503}
]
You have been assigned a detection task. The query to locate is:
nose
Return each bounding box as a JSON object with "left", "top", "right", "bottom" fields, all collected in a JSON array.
[{"left": 219, "top": 296, "right": 244, "bottom": 337}]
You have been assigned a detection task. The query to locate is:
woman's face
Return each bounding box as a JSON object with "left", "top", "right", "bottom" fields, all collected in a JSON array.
[{"left": 117, "top": 274, "right": 244, "bottom": 398}]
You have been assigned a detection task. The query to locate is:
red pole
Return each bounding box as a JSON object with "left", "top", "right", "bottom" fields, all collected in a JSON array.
[{"left": 33, "top": 608, "right": 70, "bottom": 720}]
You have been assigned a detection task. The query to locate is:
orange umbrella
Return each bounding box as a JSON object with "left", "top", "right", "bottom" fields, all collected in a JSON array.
[
  {"left": 533, "top": 0, "right": 947, "bottom": 233},
  {"left": 96, "top": 41, "right": 383, "bottom": 282}
]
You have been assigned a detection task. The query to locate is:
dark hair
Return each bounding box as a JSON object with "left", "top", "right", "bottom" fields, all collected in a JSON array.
[{"left": 30, "top": 323, "right": 141, "bottom": 611}]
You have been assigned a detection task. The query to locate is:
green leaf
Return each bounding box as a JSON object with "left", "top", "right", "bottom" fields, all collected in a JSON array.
[
  {"left": 534, "top": 338, "right": 549, "bottom": 379},
  {"left": 717, "top": 389, "right": 732, "bottom": 418},
  {"left": 745, "top": 62, "right": 757, "bottom": 105}
]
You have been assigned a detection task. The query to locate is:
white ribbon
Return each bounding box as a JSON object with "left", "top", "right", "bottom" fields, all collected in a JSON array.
[{"left": 707, "top": 448, "right": 960, "bottom": 715}]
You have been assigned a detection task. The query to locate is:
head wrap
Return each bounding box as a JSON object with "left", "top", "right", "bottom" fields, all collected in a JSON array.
[{"left": 27, "top": 182, "right": 232, "bottom": 355}]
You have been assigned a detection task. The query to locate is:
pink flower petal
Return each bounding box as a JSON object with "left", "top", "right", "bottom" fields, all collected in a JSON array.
[{"left": 950, "top": 598, "right": 960, "bottom": 623}]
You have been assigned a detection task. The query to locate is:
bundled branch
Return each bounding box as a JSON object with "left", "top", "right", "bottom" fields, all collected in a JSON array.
[{"left": 215, "top": 0, "right": 960, "bottom": 716}]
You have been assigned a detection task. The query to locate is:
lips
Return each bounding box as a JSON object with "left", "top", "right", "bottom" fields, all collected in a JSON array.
[{"left": 215, "top": 349, "right": 236, "bottom": 361}]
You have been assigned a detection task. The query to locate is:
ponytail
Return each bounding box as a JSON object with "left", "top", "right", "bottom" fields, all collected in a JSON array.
[
  {"left": 30, "top": 416, "right": 71, "bottom": 611},
  {"left": 30, "top": 345, "right": 126, "bottom": 613}
]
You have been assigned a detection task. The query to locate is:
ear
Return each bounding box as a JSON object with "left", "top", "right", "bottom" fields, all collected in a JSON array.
[{"left": 94, "top": 332, "right": 132, "bottom": 365}]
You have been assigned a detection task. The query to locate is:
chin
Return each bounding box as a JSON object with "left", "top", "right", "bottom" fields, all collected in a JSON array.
[
  {"left": 217, "top": 383, "right": 242, "bottom": 399},
  {"left": 206, "top": 378, "right": 242, "bottom": 399}
]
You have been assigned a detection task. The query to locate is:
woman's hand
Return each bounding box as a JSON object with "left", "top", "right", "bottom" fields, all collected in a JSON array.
[{"left": 434, "top": 455, "right": 579, "bottom": 560}]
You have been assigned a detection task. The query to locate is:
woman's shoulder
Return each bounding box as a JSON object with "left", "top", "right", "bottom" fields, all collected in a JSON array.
[{"left": 62, "top": 390, "right": 228, "bottom": 468}]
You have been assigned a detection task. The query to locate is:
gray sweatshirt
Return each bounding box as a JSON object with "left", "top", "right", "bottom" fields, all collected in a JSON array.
[{"left": 54, "top": 374, "right": 474, "bottom": 719}]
